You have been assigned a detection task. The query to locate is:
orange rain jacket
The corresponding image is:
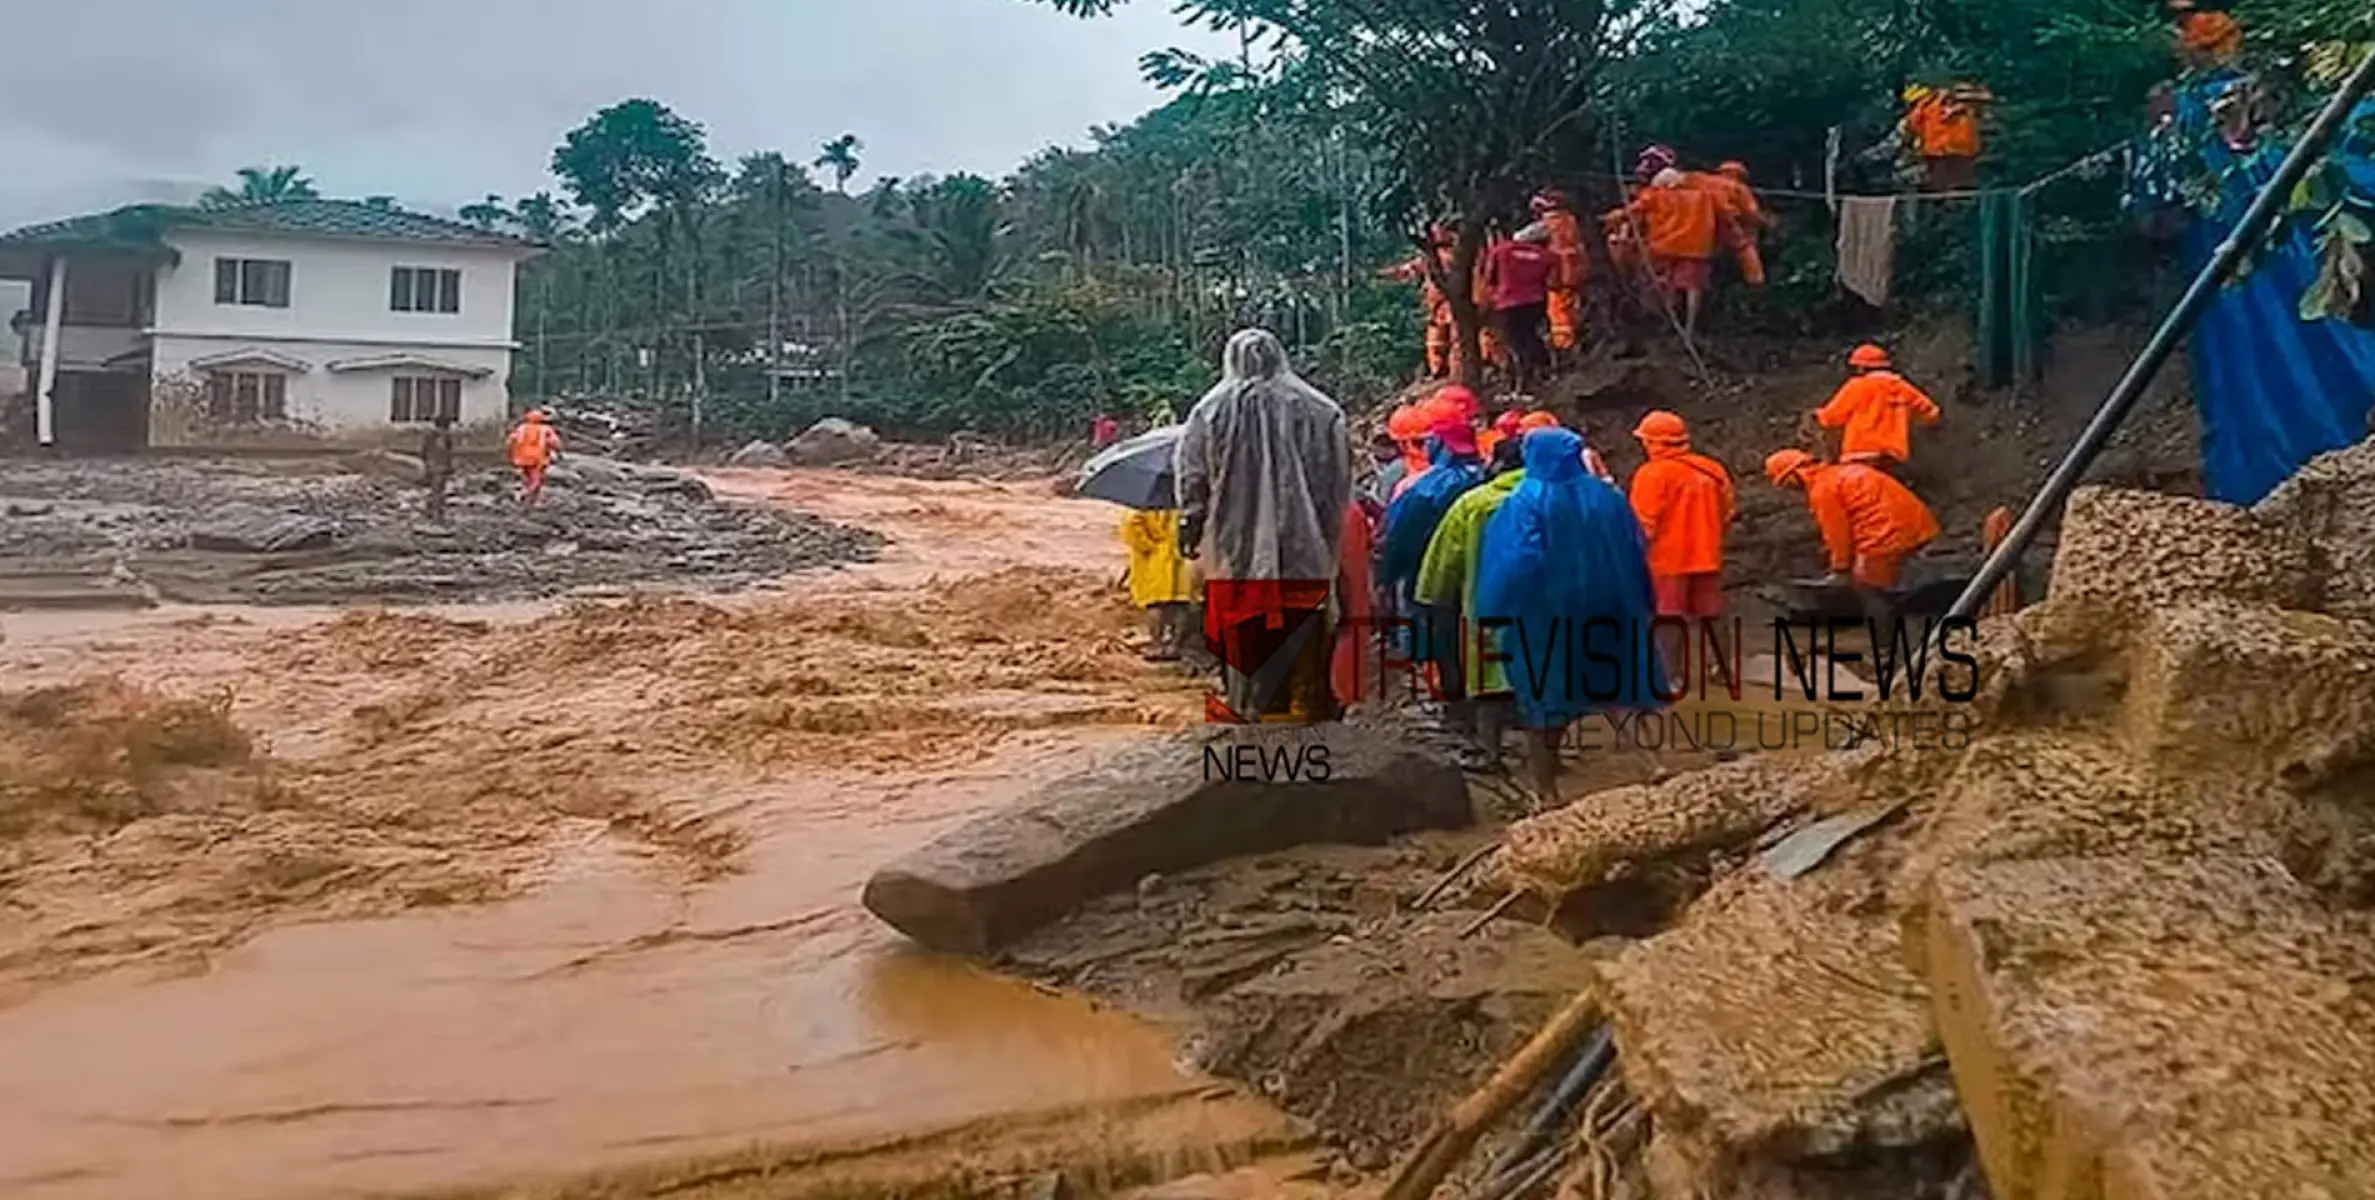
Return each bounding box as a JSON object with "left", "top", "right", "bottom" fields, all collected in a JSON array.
[
  {"left": 1626, "top": 185, "right": 1722, "bottom": 261},
  {"left": 1629, "top": 442, "right": 1736, "bottom": 578},
  {"left": 1907, "top": 93, "right": 1983, "bottom": 159},
  {"left": 1802, "top": 463, "right": 1939, "bottom": 572},
  {"left": 1815, "top": 370, "right": 1942, "bottom": 464},
  {"left": 1537, "top": 207, "right": 1589, "bottom": 290},
  {"left": 507, "top": 419, "right": 561, "bottom": 469},
  {"left": 1691, "top": 172, "right": 1770, "bottom": 234}
]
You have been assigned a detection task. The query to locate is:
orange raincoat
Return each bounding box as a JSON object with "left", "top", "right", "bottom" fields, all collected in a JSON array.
[
  {"left": 1537, "top": 204, "right": 1589, "bottom": 352},
  {"left": 1692, "top": 169, "right": 1769, "bottom": 286},
  {"left": 1816, "top": 370, "right": 1942, "bottom": 465},
  {"left": 1802, "top": 463, "right": 1940, "bottom": 589},
  {"left": 1630, "top": 442, "right": 1736, "bottom": 579}
]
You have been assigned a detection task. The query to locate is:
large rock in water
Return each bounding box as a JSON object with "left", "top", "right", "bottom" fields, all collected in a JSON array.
[
  {"left": 786, "top": 417, "right": 881, "bottom": 465},
  {"left": 725, "top": 439, "right": 789, "bottom": 468},
  {"left": 189, "top": 504, "right": 337, "bottom": 554},
  {"left": 863, "top": 724, "right": 1473, "bottom": 955}
]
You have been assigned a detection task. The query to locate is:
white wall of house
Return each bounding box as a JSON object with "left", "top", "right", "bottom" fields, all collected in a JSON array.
[
  {"left": 150, "top": 335, "right": 512, "bottom": 441},
  {"left": 142, "top": 230, "right": 527, "bottom": 446}
]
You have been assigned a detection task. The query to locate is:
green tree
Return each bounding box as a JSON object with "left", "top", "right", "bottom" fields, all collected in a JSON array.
[
  {"left": 200, "top": 165, "right": 320, "bottom": 207},
  {"left": 551, "top": 98, "right": 719, "bottom": 232},
  {"left": 458, "top": 193, "right": 514, "bottom": 230},
  {"left": 816, "top": 133, "right": 866, "bottom": 193},
  {"left": 1034, "top": 0, "right": 1656, "bottom": 385}
]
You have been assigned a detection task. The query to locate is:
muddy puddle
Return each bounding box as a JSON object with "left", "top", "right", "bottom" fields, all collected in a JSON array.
[{"left": 0, "top": 471, "right": 1286, "bottom": 1199}]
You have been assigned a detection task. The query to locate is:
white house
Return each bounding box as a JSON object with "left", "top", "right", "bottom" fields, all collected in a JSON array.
[{"left": 0, "top": 200, "right": 537, "bottom": 451}]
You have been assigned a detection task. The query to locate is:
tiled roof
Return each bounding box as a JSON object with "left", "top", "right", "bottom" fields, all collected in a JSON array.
[{"left": 0, "top": 199, "right": 533, "bottom": 251}]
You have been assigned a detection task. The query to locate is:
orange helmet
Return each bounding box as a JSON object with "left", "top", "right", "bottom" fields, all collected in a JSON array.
[
  {"left": 1765, "top": 448, "right": 1816, "bottom": 486},
  {"left": 1519, "top": 411, "right": 1561, "bottom": 432},
  {"left": 1718, "top": 161, "right": 1749, "bottom": 181},
  {"left": 1632, "top": 410, "right": 1689, "bottom": 443},
  {"left": 1386, "top": 405, "right": 1429, "bottom": 442},
  {"left": 1848, "top": 343, "right": 1892, "bottom": 370},
  {"left": 524, "top": 409, "right": 550, "bottom": 424}
]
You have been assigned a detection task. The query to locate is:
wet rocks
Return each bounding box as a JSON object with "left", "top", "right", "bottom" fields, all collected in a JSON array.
[
  {"left": 862, "top": 724, "right": 1473, "bottom": 955},
  {"left": 187, "top": 505, "right": 338, "bottom": 554},
  {"left": 345, "top": 448, "right": 427, "bottom": 486},
  {"left": 787, "top": 417, "right": 882, "bottom": 466},
  {"left": 725, "top": 439, "right": 789, "bottom": 468}
]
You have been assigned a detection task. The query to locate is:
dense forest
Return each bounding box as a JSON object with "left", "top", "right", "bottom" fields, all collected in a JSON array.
[{"left": 375, "top": 0, "right": 2366, "bottom": 443}]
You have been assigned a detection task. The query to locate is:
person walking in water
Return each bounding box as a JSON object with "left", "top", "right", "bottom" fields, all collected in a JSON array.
[
  {"left": 506, "top": 409, "right": 562, "bottom": 508},
  {"left": 1175, "top": 328, "right": 1353, "bottom": 723}
]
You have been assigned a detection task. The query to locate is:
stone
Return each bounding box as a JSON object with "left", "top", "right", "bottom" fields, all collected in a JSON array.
[
  {"left": 345, "top": 448, "right": 427, "bottom": 486},
  {"left": 786, "top": 417, "right": 882, "bottom": 466},
  {"left": 725, "top": 439, "right": 789, "bottom": 468},
  {"left": 188, "top": 505, "right": 337, "bottom": 554},
  {"left": 862, "top": 724, "right": 1472, "bottom": 955}
]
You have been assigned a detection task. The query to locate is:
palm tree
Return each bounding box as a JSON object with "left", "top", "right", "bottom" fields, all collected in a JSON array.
[
  {"left": 200, "top": 165, "right": 319, "bottom": 208},
  {"left": 815, "top": 134, "right": 864, "bottom": 194}
]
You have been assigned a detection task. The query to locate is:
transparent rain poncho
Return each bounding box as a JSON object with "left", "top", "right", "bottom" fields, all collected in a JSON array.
[{"left": 1174, "top": 329, "right": 1353, "bottom": 583}]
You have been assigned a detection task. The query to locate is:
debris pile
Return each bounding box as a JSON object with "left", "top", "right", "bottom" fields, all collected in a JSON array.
[
  {"left": 0, "top": 455, "right": 880, "bottom": 605},
  {"left": 1450, "top": 435, "right": 2375, "bottom": 1199}
]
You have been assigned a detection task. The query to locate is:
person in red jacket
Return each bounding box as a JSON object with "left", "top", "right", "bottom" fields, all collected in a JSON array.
[
  {"left": 1765, "top": 449, "right": 1940, "bottom": 593},
  {"left": 1483, "top": 223, "right": 1557, "bottom": 393}
]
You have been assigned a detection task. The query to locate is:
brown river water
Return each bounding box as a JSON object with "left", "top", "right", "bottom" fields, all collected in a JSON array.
[{"left": 0, "top": 471, "right": 1290, "bottom": 1199}]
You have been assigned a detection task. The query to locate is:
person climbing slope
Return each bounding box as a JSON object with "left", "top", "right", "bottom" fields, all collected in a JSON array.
[
  {"left": 1484, "top": 225, "right": 1557, "bottom": 395},
  {"left": 1476, "top": 427, "right": 1665, "bottom": 807},
  {"left": 505, "top": 409, "right": 562, "bottom": 508},
  {"left": 1624, "top": 168, "right": 1724, "bottom": 337},
  {"left": 1120, "top": 507, "right": 1193, "bottom": 662},
  {"left": 1628, "top": 411, "right": 1736, "bottom": 690},
  {"left": 1382, "top": 417, "right": 1488, "bottom": 711},
  {"left": 1530, "top": 189, "right": 1590, "bottom": 355},
  {"left": 1176, "top": 328, "right": 1352, "bottom": 724},
  {"left": 1695, "top": 162, "right": 1773, "bottom": 287},
  {"left": 1764, "top": 449, "right": 1940, "bottom": 594},
  {"left": 1814, "top": 344, "right": 1942, "bottom": 471}
]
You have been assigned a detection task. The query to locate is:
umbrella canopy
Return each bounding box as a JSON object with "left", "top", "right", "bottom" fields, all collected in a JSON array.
[{"left": 1078, "top": 425, "right": 1184, "bottom": 511}]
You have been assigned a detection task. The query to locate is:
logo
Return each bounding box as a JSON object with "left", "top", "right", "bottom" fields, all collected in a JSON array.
[{"left": 1202, "top": 579, "right": 1334, "bottom": 725}]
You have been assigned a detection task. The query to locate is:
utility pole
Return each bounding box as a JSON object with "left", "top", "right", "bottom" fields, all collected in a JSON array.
[{"left": 768, "top": 158, "right": 786, "bottom": 413}]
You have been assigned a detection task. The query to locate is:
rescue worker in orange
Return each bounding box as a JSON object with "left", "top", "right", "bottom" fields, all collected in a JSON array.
[
  {"left": 1764, "top": 449, "right": 1940, "bottom": 593},
  {"left": 506, "top": 409, "right": 563, "bottom": 508},
  {"left": 1384, "top": 225, "right": 1460, "bottom": 378},
  {"left": 1629, "top": 411, "right": 1736, "bottom": 689},
  {"left": 1625, "top": 167, "right": 1724, "bottom": 337},
  {"left": 1899, "top": 83, "right": 1993, "bottom": 192},
  {"left": 1813, "top": 344, "right": 1942, "bottom": 471},
  {"left": 1694, "top": 162, "right": 1773, "bottom": 287},
  {"left": 2169, "top": 0, "right": 2242, "bottom": 69},
  {"left": 1529, "top": 189, "right": 1589, "bottom": 354}
]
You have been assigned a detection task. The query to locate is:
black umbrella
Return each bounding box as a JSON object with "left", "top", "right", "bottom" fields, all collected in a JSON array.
[{"left": 1077, "top": 425, "right": 1184, "bottom": 510}]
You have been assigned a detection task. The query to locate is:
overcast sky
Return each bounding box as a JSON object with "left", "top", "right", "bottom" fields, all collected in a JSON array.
[{"left": 0, "top": 0, "right": 1228, "bottom": 230}]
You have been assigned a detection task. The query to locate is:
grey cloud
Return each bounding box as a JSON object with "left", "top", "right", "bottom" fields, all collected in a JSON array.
[{"left": 0, "top": 0, "right": 1223, "bottom": 229}]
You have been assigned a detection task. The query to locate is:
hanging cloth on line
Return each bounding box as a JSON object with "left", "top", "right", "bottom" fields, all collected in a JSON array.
[{"left": 1835, "top": 195, "right": 1899, "bottom": 307}]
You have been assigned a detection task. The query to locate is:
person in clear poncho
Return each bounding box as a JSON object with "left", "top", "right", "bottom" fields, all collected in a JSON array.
[{"left": 1176, "top": 329, "right": 1354, "bottom": 722}]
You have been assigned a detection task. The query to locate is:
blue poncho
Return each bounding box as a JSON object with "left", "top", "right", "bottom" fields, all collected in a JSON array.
[
  {"left": 1380, "top": 440, "right": 1484, "bottom": 588},
  {"left": 1474, "top": 428, "right": 1665, "bottom": 730}
]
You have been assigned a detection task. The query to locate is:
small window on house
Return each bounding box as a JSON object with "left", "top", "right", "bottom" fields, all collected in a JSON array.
[
  {"left": 204, "top": 372, "right": 289, "bottom": 423},
  {"left": 213, "top": 258, "right": 291, "bottom": 308},
  {"left": 390, "top": 267, "right": 462, "bottom": 314},
  {"left": 389, "top": 376, "right": 463, "bottom": 423}
]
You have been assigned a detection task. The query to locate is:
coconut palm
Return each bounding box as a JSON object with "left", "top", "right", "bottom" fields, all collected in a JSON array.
[
  {"left": 815, "top": 134, "right": 865, "bottom": 194},
  {"left": 200, "top": 165, "right": 320, "bottom": 208}
]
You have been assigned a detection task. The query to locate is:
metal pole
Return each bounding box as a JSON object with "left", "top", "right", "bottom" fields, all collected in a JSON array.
[{"left": 1947, "top": 46, "right": 2375, "bottom": 624}]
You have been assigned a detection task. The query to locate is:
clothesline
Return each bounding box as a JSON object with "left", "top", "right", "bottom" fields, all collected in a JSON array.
[{"left": 1562, "top": 138, "right": 2129, "bottom": 206}]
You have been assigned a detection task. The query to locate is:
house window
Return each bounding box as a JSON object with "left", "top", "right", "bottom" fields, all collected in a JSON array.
[
  {"left": 212, "top": 258, "right": 292, "bottom": 308},
  {"left": 205, "top": 372, "right": 289, "bottom": 424},
  {"left": 390, "top": 267, "right": 461, "bottom": 314},
  {"left": 390, "top": 376, "right": 462, "bottom": 424}
]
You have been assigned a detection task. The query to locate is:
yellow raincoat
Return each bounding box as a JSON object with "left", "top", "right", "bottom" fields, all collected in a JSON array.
[{"left": 1121, "top": 509, "right": 1194, "bottom": 608}]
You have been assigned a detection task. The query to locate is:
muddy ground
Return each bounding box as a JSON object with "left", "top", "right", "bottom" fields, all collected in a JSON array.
[{"left": 0, "top": 455, "right": 881, "bottom": 607}]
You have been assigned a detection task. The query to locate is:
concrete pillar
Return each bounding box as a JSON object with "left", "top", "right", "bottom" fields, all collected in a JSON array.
[{"left": 34, "top": 253, "right": 64, "bottom": 447}]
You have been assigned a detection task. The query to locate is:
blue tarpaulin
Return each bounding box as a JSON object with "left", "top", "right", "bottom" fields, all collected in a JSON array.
[{"left": 2161, "top": 79, "right": 2375, "bottom": 504}]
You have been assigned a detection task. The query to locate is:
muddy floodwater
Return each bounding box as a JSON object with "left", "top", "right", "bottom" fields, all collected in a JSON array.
[{"left": 0, "top": 471, "right": 1284, "bottom": 1199}]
